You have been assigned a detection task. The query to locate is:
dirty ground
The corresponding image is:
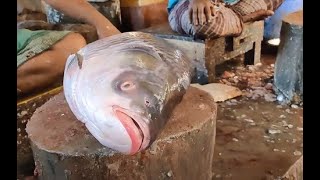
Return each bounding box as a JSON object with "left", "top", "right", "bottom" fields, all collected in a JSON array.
[{"left": 211, "top": 52, "right": 303, "bottom": 180}]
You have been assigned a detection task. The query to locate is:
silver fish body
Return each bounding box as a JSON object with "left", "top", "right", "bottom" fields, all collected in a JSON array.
[{"left": 63, "top": 32, "right": 194, "bottom": 154}]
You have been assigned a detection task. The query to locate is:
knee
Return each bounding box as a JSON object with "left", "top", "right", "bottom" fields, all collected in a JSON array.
[
  {"left": 63, "top": 32, "right": 87, "bottom": 51},
  {"left": 53, "top": 32, "right": 86, "bottom": 54}
]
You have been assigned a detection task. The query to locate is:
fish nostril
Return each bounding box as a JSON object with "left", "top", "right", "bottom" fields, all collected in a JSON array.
[
  {"left": 144, "top": 97, "right": 151, "bottom": 107},
  {"left": 120, "top": 81, "right": 135, "bottom": 91}
]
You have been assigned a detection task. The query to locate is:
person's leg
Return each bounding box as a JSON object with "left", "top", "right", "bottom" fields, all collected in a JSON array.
[
  {"left": 168, "top": 0, "right": 284, "bottom": 39},
  {"left": 232, "top": 0, "right": 284, "bottom": 17},
  {"left": 231, "top": 0, "right": 283, "bottom": 22},
  {"left": 17, "top": 32, "right": 86, "bottom": 95},
  {"left": 168, "top": 0, "right": 243, "bottom": 39},
  {"left": 193, "top": 5, "right": 243, "bottom": 39}
]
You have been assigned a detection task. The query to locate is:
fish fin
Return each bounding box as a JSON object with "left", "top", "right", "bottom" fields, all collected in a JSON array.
[{"left": 75, "top": 53, "right": 83, "bottom": 69}]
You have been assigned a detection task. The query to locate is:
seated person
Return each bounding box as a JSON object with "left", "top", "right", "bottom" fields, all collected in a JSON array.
[
  {"left": 17, "top": 0, "right": 121, "bottom": 96},
  {"left": 17, "top": 29, "right": 86, "bottom": 95},
  {"left": 167, "top": 0, "right": 284, "bottom": 39}
]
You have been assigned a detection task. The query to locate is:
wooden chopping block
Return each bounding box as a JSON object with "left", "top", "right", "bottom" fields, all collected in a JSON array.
[
  {"left": 17, "top": 86, "right": 63, "bottom": 178},
  {"left": 26, "top": 87, "right": 217, "bottom": 180}
]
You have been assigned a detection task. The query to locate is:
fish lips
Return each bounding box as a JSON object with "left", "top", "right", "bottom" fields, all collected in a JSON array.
[{"left": 112, "top": 106, "right": 151, "bottom": 155}]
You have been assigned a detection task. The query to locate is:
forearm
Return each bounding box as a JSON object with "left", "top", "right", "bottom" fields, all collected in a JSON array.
[{"left": 43, "top": 0, "right": 120, "bottom": 33}]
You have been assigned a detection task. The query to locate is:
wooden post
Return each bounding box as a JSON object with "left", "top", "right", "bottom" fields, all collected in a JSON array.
[
  {"left": 274, "top": 10, "right": 303, "bottom": 104},
  {"left": 205, "top": 38, "right": 225, "bottom": 83},
  {"left": 17, "top": 87, "right": 63, "bottom": 178},
  {"left": 26, "top": 87, "right": 217, "bottom": 180}
]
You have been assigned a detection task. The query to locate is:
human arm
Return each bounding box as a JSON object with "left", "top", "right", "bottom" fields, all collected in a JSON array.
[{"left": 43, "top": 0, "right": 121, "bottom": 38}]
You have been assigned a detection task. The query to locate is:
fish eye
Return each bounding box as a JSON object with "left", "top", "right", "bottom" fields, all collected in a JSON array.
[{"left": 120, "top": 81, "right": 135, "bottom": 91}]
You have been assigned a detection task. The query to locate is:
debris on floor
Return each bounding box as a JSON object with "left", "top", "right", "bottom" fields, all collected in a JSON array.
[
  {"left": 217, "top": 60, "right": 303, "bottom": 108},
  {"left": 212, "top": 54, "right": 303, "bottom": 180},
  {"left": 217, "top": 62, "right": 279, "bottom": 103},
  {"left": 213, "top": 96, "right": 303, "bottom": 180},
  {"left": 191, "top": 83, "right": 242, "bottom": 102}
]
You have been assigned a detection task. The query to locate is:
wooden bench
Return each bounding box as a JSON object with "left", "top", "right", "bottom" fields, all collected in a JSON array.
[{"left": 140, "top": 21, "right": 264, "bottom": 83}]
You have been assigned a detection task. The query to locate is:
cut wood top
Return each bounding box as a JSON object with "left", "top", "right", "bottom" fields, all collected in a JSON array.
[
  {"left": 26, "top": 87, "right": 217, "bottom": 156},
  {"left": 283, "top": 10, "right": 303, "bottom": 26}
]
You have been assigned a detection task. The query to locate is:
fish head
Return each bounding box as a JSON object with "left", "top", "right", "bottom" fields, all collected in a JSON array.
[
  {"left": 64, "top": 47, "right": 169, "bottom": 155},
  {"left": 109, "top": 49, "right": 168, "bottom": 155}
]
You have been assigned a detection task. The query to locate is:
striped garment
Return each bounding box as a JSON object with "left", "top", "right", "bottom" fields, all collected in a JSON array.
[
  {"left": 168, "top": 0, "right": 241, "bottom": 12},
  {"left": 168, "top": 0, "right": 243, "bottom": 39},
  {"left": 168, "top": 0, "right": 284, "bottom": 39},
  {"left": 231, "top": 0, "right": 284, "bottom": 16}
]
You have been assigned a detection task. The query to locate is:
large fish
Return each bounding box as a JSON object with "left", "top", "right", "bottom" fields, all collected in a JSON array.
[{"left": 63, "top": 32, "right": 194, "bottom": 155}]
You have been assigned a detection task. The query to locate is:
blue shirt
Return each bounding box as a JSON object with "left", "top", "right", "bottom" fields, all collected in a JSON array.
[
  {"left": 167, "top": 0, "right": 241, "bottom": 12},
  {"left": 168, "top": 0, "right": 179, "bottom": 12}
]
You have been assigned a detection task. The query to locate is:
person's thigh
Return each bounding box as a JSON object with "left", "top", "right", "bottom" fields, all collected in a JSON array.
[
  {"left": 168, "top": 0, "right": 242, "bottom": 39},
  {"left": 17, "top": 32, "right": 86, "bottom": 95}
]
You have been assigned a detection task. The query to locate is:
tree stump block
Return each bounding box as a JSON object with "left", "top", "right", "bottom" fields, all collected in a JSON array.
[
  {"left": 274, "top": 10, "right": 303, "bottom": 104},
  {"left": 26, "top": 87, "right": 217, "bottom": 180},
  {"left": 17, "top": 87, "right": 63, "bottom": 178}
]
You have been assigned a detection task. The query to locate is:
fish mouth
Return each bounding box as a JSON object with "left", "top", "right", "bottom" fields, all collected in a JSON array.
[{"left": 113, "top": 106, "right": 150, "bottom": 155}]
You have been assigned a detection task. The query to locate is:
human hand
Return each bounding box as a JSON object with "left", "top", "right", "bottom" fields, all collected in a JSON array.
[{"left": 188, "top": 0, "right": 216, "bottom": 26}]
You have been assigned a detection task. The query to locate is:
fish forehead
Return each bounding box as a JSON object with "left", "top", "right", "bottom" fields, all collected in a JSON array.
[
  {"left": 65, "top": 32, "right": 191, "bottom": 110},
  {"left": 117, "top": 50, "right": 160, "bottom": 70},
  {"left": 83, "top": 49, "right": 168, "bottom": 89},
  {"left": 87, "top": 49, "right": 161, "bottom": 72},
  {"left": 77, "top": 32, "right": 193, "bottom": 89}
]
